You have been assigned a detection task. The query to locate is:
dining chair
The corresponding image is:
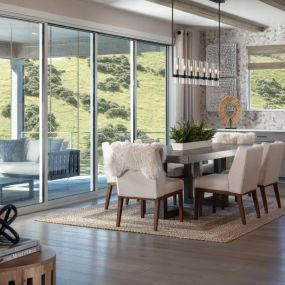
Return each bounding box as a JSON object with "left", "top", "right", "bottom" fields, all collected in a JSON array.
[
  {"left": 115, "top": 146, "right": 184, "bottom": 231},
  {"left": 135, "top": 139, "right": 184, "bottom": 205},
  {"left": 194, "top": 145, "right": 263, "bottom": 225},
  {"left": 102, "top": 142, "right": 129, "bottom": 209},
  {"left": 258, "top": 141, "right": 285, "bottom": 213}
]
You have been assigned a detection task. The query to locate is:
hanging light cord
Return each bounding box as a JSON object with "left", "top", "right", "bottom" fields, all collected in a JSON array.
[
  {"left": 218, "top": 2, "right": 221, "bottom": 77},
  {"left": 172, "top": 0, "right": 174, "bottom": 74}
]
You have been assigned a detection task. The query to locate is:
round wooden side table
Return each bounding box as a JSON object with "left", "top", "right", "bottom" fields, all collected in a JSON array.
[{"left": 0, "top": 246, "right": 56, "bottom": 285}]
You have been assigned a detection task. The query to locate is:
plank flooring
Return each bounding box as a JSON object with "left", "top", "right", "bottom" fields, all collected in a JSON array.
[{"left": 12, "top": 185, "right": 285, "bottom": 285}]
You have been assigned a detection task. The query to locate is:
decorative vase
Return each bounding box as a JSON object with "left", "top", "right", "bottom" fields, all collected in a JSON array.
[{"left": 171, "top": 140, "right": 212, "bottom": 151}]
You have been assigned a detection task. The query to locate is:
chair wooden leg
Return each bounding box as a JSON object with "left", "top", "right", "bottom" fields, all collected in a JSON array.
[
  {"left": 125, "top": 198, "right": 130, "bottom": 205},
  {"left": 236, "top": 195, "right": 246, "bottom": 225},
  {"left": 116, "top": 197, "right": 124, "bottom": 227},
  {"left": 252, "top": 190, "right": 261, "bottom": 218},
  {"left": 178, "top": 190, "right": 184, "bottom": 222},
  {"left": 194, "top": 189, "right": 200, "bottom": 220},
  {"left": 105, "top": 184, "right": 113, "bottom": 210},
  {"left": 173, "top": 195, "right": 177, "bottom": 206},
  {"left": 154, "top": 199, "right": 160, "bottom": 231},
  {"left": 212, "top": 194, "right": 217, "bottom": 213},
  {"left": 273, "top": 183, "right": 281, "bottom": 209},
  {"left": 260, "top": 186, "right": 268, "bottom": 214},
  {"left": 140, "top": 200, "right": 146, "bottom": 218}
]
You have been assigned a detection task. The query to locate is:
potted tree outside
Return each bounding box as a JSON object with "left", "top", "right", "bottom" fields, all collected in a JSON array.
[{"left": 170, "top": 121, "right": 215, "bottom": 151}]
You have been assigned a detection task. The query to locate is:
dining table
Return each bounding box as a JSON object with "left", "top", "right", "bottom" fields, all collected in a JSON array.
[{"left": 161, "top": 143, "right": 238, "bottom": 219}]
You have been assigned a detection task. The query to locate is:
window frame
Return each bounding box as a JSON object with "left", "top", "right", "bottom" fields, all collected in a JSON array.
[{"left": 248, "top": 44, "right": 285, "bottom": 111}]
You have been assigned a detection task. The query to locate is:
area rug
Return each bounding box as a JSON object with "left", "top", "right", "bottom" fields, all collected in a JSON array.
[{"left": 36, "top": 195, "right": 285, "bottom": 243}]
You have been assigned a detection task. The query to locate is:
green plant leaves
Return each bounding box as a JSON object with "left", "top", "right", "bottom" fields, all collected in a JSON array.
[{"left": 170, "top": 121, "right": 215, "bottom": 143}]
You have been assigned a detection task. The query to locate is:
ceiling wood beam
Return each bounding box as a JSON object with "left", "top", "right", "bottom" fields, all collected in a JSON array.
[
  {"left": 258, "top": 0, "right": 285, "bottom": 12},
  {"left": 147, "top": 0, "right": 267, "bottom": 32}
]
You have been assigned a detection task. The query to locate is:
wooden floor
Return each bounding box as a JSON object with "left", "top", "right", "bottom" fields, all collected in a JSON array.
[{"left": 13, "top": 186, "right": 285, "bottom": 285}]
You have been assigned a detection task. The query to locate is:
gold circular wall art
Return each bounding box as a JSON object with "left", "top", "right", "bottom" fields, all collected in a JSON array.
[{"left": 219, "top": 96, "right": 242, "bottom": 128}]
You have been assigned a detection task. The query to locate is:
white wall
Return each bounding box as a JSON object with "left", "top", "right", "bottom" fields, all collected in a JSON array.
[{"left": 0, "top": 0, "right": 172, "bottom": 43}]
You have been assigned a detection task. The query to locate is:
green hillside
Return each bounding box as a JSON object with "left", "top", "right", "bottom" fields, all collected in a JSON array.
[
  {"left": 250, "top": 55, "right": 285, "bottom": 110},
  {"left": 0, "top": 52, "right": 166, "bottom": 171}
]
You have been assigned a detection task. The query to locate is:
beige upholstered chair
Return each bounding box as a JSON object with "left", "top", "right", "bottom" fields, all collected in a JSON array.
[
  {"left": 102, "top": 142, "right": 130, "bottom": 209},
  {"left": 258, "top": 141, "right": 285, "bottom": 213},
  {"left": 115, "top": 147, "right": 184, "bottom": 231},
  {"left": 194, "top": 145, "right": 263, "bottom": 225}
]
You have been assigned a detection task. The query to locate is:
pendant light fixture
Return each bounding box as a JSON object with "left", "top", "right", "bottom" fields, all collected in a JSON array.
[{"left": 172, "top": 0, "right": 226, "bottom": 86}]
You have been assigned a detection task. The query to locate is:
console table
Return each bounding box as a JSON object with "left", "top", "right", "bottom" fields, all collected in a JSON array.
[{"left": 0, "top": 246, "right": 56, "bottom": 285}]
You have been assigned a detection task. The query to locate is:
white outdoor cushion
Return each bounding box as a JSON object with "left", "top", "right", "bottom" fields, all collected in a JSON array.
[
  {"left": 195, "top": 174, "right": 229, "bottom": 191},
  {"left": 26, "top": 140, "right": 40, "bottom": 162},
  {"left": 0, "top": 162, "right": 39, "bottom": 176}
]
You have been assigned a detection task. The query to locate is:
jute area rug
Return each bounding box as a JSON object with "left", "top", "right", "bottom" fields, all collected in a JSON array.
[{"left": 37, "top": 195, "right": 285, "bottom": 243}]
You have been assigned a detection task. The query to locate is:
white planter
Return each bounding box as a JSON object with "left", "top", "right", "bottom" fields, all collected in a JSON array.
[{"left": 172, "top": 140, "right": 212, "bottom": 151}]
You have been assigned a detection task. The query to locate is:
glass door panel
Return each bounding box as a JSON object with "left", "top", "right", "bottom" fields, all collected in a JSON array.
[
  {"left": 97, "top": 34, "right": 131, "bottom": 190},
  {"left": 0, "top": 17, "right": 41, "bottom": 207},
  {"left": 48, "top": 26, "right": 93, "bottom": 200},
  {"left": 136, "top": 42, "right": 167, "bottom": 143}
]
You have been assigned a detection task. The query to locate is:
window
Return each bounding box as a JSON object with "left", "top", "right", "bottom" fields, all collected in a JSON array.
[
  {"left": 97, "top": 34, "right": 131, "bottom": 189},
  {"left": 248, "top": 45, "right": 285, "bottom": 110},
  {"left": 136, "top": 42, "right": 167, "bottom": 143},
  {"left": 48, "top": 26, "right": 93, "bottom": 200},
  {"left": 0, "top": 17, "right": 42, "bottom": 207},
  {"left": 0, "top": 15, "right": 169, "bottom": 209}
]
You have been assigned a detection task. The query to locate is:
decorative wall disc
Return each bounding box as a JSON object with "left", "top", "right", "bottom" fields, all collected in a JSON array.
[{"left": 219, "top": 96, "right": 242, "bottom": 128}]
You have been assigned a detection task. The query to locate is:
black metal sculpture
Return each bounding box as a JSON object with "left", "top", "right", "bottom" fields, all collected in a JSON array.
[{"left": 0, "top": 204, "right": 20, "bottom": 244}]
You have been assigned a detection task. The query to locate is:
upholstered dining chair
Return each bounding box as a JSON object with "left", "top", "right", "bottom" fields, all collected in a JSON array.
[
  {"left": 102, "top": 142, "right": 129, "bottom": 209},
  {"left": 110, "top": 143, "right": 184, "bottom": 231},
  {"left": 135, "top": 139, "right": 184, "bottom": 206},
  {"left": 258, "top": 141, "right": 285, "bottom": 213},
  {"left": 116, "top": 170, "right": 184, "bottom": 231},
  {"left": 194, "top": 145, "right": 263, "bottom": 225}
]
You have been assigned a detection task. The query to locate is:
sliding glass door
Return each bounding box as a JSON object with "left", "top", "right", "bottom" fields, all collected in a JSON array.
[
  {"left": 96, "top": 34, "right": 131, "bottom": 190},
  {"left": 0, "top": 17, "right": 42, "bottom": 207},
  {"left": 0, "top": 15, "right": 168, "bottom": 208},
  {"left": 48, "top": 26, "right": 93, "bottom": 200},
  {"left": 136, "top": 42, "right": 167, "bottom": 143}
]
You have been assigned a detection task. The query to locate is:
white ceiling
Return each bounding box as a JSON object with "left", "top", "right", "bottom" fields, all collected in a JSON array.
[{"left": 88, "top": 0, "right": 285, "bottom": 28}]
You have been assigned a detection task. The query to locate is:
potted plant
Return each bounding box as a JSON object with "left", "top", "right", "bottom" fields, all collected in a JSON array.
[{"left": 170, "top": 121, "right": 215, "bottom": 151}]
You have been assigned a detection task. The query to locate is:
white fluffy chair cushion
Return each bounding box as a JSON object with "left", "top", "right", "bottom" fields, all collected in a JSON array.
[
  {"left": 106, "top": 141, "right": 166, "bottom": 180},
  {"left": 236, "top": 132, "right": 256, "bottom": 145},
  {"left": 212, "top": 132, "right": 255, "bottom": 145},
  {"left": 212, "top": 132, "right": 238, "bottom": 144}
]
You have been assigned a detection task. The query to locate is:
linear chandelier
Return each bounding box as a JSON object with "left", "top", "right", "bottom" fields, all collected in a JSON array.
[{"left": 172, "top": 0, "right": 226, "bottom": 86}]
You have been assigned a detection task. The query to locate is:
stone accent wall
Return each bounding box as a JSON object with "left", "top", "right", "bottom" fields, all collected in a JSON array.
[{"left": 200, "top": 26, "right": 285, "bottom": 130}]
